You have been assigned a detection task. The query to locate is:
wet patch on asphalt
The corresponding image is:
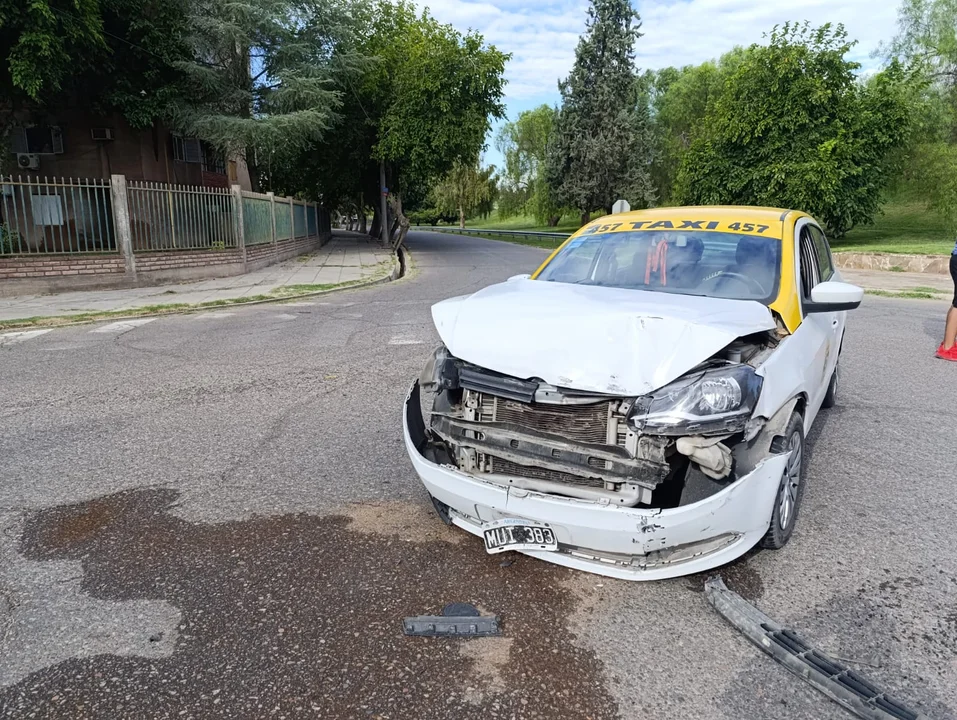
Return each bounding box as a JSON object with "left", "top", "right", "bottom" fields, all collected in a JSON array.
[{"left": 0, "top": 489, "right": 619, "bottom": 719}]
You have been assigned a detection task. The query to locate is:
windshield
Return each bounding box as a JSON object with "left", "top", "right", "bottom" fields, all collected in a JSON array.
[{"left": 536, "top": 230, "right": 781, "bottom": 303}]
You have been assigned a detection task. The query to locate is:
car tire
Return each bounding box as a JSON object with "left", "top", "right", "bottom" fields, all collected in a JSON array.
[
  {"left": 759, "top": 412, "right": 806, "bottom": 550},
  {"left": 821, "top": 361, "right": 839, "bottom": 409}
]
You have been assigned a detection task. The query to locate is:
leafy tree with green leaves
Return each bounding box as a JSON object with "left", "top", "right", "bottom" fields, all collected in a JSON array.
[
  {"left": 362, "top": 0, "right": 508, "bottom": 244},
  {"left": 0, "top": 0, "right": 190, "bottom": 158},
  {"left": 645, "top": 52, "right": 743, "bottom": 204},
  {"left": 675, "top": 23, "right": 912, "bottom": 237},
  {"left": 884, "top": 0, "right": 957, "bottom": 228},
  {"left": 495, "top": 104, "right": 567, "bottom": 224},
  {"left": 546, "top": 0, "right": 654, "bottom": 225},
  {"left": 432, "top": 160, "right": 496, "bottom": 227},
  {"left": 0, "top": 0, "right": 106, "bottom": 102},
  {"left": 280, "top": 0, "right": 507, "bottom": 245},
  {"left": 172, "top": 0, "right": 364, "bottom": 191},
  {"left": 886, "top": 0, "right": 957, "bottom": 83}
]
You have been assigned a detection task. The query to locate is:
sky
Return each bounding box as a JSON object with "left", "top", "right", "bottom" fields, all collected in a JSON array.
[{"left": 418, "top": 0, "right": 903, "bottom": 169}]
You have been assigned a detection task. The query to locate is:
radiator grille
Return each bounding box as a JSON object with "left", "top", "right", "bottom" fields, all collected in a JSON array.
[
  {"left": 491, "top": 457, "right": 606, "bottom": 489},
  {"left": 489, "top": 396, "right": 611, "bottom": 445}
]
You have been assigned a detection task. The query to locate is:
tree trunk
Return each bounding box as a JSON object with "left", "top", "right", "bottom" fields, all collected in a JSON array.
[
  {"left": 388, "top": 193, "right": 411, "bottom": 251},
  {"left": 359, "top": 213, "right": 367, "bottom": 234},
  {"left": 580, "top": 211, "right": 590, "bottom": 227},
  {"left": 458, "top": 207, "right": 465, "bottom": 229},
  {"left": 547, "top": 215, "right": 559, "bottom": 227},
  {"left": 370, "top": 205, "right": 381, "bottom": 240},
  {"left": 246, "top": 145, "right": 262, "bottom": 193}
]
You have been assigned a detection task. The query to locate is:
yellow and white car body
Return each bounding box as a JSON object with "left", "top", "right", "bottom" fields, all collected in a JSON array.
[{"left": 403, "top": 207, "right": 863, "bottom": 580}]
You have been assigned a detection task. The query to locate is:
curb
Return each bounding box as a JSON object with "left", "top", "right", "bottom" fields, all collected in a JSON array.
[{"left": 0, "top": 247, "right": 406, "bottom": 331}]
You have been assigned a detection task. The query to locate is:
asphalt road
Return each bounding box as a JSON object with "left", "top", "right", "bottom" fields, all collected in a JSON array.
[{"left": 1, "top": 230, "right": 955, "bottom": 720}]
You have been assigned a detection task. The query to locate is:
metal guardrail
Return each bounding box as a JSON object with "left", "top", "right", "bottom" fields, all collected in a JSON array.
[{"left": 421, "top": 226, "right": 571, "bottom": 241}]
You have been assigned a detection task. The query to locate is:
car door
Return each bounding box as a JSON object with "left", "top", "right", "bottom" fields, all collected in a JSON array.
[
  {"left": 806, "top": 223, "right": 844, "bottom": 371},
  {"left": 794, "top": 221, "right": 836, "bottom": 422}
]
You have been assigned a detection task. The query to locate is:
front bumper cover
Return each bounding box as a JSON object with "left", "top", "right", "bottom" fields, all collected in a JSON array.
[{"left": 404, "top": 381, "right": 789, "bottom": 581}]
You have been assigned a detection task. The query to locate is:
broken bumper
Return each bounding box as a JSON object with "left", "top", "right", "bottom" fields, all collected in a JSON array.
[{"left": 404, "top": 382, "right": 789, "bottom": 581}]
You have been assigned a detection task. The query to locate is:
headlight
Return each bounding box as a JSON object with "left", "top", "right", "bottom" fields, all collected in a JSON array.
[{"left": 629, "top": 365, "right": 762, "bottom": 435}]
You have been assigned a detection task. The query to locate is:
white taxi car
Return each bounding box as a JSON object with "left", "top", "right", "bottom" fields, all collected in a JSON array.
[{"left": 403, "top": 207, "right": 863, "bottom": 580}]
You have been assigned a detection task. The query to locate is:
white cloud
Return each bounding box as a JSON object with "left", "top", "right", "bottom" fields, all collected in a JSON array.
[{"left": 421, "top": 0, "right": 902, "bottom": 114}]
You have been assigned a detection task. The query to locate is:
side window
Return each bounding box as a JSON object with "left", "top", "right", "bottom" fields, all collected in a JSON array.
[
  {"left": 798, "top": 226, "right": 820, "bottom": 301},
  {"left": 807, "top": 225, "right": 834, "bottom": 281}
]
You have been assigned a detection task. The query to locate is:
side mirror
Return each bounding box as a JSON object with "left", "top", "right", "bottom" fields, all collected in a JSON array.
[
  {"left": 507, "top": 274, "right": 530, "bottom": 282},
  {"left": 806, "top": 281, "right": 864, "bottom": 313}
]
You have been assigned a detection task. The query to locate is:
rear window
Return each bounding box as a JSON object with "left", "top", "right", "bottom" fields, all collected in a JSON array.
[{"left": 536, "top": 230, "right": 781, "bottom": 304}]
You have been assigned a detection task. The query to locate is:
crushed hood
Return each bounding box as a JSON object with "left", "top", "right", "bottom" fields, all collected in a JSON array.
[{"left": 431, "top": 279, "right": 776, "bottom": 396}]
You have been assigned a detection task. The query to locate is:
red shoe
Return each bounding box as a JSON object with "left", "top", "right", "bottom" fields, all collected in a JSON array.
[{"left": 937, "top": 343, "right": 957, "bottom": 361}]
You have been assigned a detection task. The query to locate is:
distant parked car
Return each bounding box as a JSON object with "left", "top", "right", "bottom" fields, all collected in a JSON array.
[{"left": 404, "top": 206, "right": 863, "bottom": 580}]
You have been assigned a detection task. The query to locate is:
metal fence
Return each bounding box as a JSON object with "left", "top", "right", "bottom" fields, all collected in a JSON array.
[
  {"left": 242, "top": 192, "right": 274, "bottom": 246},
  {"left": 275, "top": 198, "right": 292, "bottom": 241},
  {"left": 1, "top": 176, "right": 114, "bottom": 254},
  {"left": 1, "top": 175, "right": 328, "bottom": 259},
  {"left": 128, "top": 182, "right": 235, "bottom": 251}
]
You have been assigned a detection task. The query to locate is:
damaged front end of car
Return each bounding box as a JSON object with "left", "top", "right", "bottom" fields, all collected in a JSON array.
[{"left": 404, "top": 335, "right": 794, "bottom": 580}]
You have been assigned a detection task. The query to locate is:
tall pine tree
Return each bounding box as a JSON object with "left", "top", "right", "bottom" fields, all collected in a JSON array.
[{"left": 546, "top": 0, "right": 654, "bottom": 223}]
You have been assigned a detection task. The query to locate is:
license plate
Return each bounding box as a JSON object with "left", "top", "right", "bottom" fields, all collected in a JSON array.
[{"left": 483, "top": 519, "right": 557, "bottom": 554}]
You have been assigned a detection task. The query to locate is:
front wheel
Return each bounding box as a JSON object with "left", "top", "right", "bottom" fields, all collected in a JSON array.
[
  {"left": 759, "top": 412, "right": 806, "bottom": 550},
  {"left": 821, "top": 360, "right": 839, "bottom": 409}
]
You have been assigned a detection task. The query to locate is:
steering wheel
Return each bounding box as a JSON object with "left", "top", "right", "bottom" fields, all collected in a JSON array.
[{"left": 701, "top": 271, "right": 767, "bottom": 296}]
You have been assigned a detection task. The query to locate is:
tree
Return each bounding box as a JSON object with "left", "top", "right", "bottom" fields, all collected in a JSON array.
[
  {"left": 646, "top": 52, "right": 741, "bottom": 204},
  {"left": 363, "top": 0, "right": 508, "bottom": 245},
  {"left": 886, "top": 0, "right": 957, "bottom": 84},
  {"left": 884, "top": 0, "right": 957, "bottom": 227},
  {"left": 495, "top": 105, "right": 566, "bottom": 224},
  {"left": 171, "top": 0, "right": 363, "bottom": 191},
  {"left": 674, "top": 23, "right": 912, "bottom": 237},
  {"left": 0, "top": 0, "right": 107, "bottom": 102},
  {"left": 277, "top": 0, "right": 507, "bottom": 246},
  {"left": 545, "top": 0, "right": 655, "bottom": 225},
  {"left": 432, "top": 160, "right": 496, "bottom": 227},
  {"left": 0, "top": 0, "right": 191, "bottom": 158}
]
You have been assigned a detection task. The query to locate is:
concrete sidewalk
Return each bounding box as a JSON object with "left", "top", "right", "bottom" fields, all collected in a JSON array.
[
  {"left": 840, "top": 267, "right": 954, "bottom": 296},
  {"left": 0, "top": 233, "right": 393, "bottom": 323}
]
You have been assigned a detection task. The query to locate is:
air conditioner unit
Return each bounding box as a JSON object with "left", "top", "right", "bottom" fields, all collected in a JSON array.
[
  {"left": 17, "top": 153, "right": 40, "bottom": 170},
  {"left": 91, "top": 127, "right": 115, "bottom": 141}
]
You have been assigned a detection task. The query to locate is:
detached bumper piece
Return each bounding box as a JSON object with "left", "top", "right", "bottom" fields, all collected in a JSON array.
[
  {"left": 705, "top": 577, "right": 927, "bottom": 720},
  {"left": 403, "top": 603, "right": 500, "bottom": 638}
]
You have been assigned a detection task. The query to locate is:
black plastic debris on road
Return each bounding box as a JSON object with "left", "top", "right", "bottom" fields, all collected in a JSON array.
[
  {"left": 403, "top": 602, "right": 500, "bottom": 637},
  {"left": 705, "top": 576, "right": 928, "bottom": 720}
]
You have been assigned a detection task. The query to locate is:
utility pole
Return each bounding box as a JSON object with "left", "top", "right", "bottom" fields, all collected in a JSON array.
[{"left": 379, "top": 160, "right": 389, "bottom": 246}]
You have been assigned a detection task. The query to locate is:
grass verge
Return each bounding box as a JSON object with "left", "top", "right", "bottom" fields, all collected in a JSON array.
[
  {"left": 444, "top": 200, "right": 956, "bottom": 255},
  {"left": 834, "top": 200, "right": 954, "bottom": 255},
  {"left": 0, "top": 265, "right": 395, "bottom": 332},
  {"left": 431, "top": 228, "right": 567, "bottom": 250},
  {"left": 866, "top": 289, "right": 946, "bottom": 300}
]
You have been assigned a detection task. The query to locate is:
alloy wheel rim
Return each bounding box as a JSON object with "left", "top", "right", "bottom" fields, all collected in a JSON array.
[{"left": 778, "top": 431, "right": 803, "bottom": 531}]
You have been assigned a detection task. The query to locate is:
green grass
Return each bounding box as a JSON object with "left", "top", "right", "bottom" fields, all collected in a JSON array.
[
  {"left": 463, "top": 212, "right": 583, "bottom": 235},
  {"left": 866, "top": 289, "right": 941, "bottom": 300},
  {"left": 446, "top": 201, "right": 956, "bottom": 256},
  {"left": 0, "top": 276, "right": 386, "bottom": 331},
  {"left": 835, "top": 201, "right": 955, "bottom": 255},
  {"left": 433, "top": 227, "right": 566, "bottom": 249}
]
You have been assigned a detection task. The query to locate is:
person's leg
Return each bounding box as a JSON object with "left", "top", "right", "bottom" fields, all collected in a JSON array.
[
  {"left": 946, "top": 306, "right": 957, "bottom": 350},
  {"left": 946, "top": 254, "right": 957, "bottom": 350}
]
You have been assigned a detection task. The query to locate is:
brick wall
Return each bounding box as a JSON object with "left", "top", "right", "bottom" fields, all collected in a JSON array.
[
  {"left": 0, "top": 254, "right": 126, "bottom": 281},
  {"left": 135, "top": 248, "right": 243, "bottom": 272},
  {"left": 0, "top": 232, "right": 330, "bottom": 296}
]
